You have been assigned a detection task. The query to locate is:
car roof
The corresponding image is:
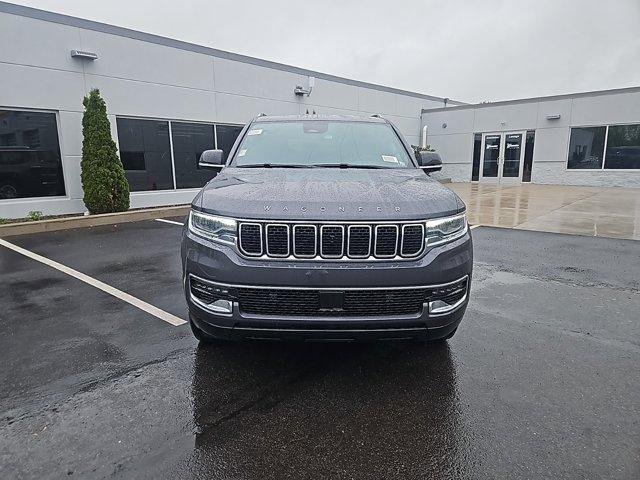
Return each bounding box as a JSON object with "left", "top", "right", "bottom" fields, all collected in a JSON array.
[{"left": 251, "top": 114, "right": 388, "bottom": 124}]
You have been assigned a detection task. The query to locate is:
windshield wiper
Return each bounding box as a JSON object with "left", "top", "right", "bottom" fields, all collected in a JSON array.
[
  {"left": 236, "top": 163, "right": 312, "bottom": 168},
  {"left": 310, "top": 163, "right": 389, "bottom": 169}
]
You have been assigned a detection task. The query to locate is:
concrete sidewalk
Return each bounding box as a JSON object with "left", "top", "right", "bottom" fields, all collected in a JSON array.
[{"left": 448, "top": 183, "right": 640, "bottom": 240}]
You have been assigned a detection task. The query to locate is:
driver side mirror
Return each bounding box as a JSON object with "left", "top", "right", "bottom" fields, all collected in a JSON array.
[
  {"left": 199, "top": 149, "right": 225, "bottom": 169},
  {"left": 417, "top": 151, "right": 442, "bottom": 172}
]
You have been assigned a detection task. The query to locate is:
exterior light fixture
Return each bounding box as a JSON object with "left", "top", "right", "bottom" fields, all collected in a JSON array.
[
  {"left": 546, "top": 114, "right": 561, "bottom": 120},
  {"left": 70, "top": 50, "right": 98, "bottom": 60},
  {"left": 294, "top": 76, "right": 315, "bottom": 96}
]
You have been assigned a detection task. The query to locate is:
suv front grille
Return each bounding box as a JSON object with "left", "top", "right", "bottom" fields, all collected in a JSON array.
[{"left": 238, "top": 221, "right": 426, "bottom": 260}]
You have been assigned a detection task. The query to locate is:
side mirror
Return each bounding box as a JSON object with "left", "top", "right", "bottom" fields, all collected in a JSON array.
[
  {"left": 199, "top": 149, "right": 225, "bottom": 169},
  {"left": 417, "top": 151, "right": 442, "bottom": 172}
]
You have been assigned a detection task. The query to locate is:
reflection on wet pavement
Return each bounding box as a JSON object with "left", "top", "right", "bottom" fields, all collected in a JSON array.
[
  {"left": 447, "top": 183, "right": 640, "bottom": 240},
  {"left": 186, "top": 342, "right": 469, "bottom": 479}
]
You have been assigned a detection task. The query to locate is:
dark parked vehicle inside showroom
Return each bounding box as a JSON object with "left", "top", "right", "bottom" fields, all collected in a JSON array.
[{"left": 181, "top": 114, "right": 473, "bottom": 342}]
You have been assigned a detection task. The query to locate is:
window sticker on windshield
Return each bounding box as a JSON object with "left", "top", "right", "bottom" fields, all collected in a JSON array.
[
  {"left": 381, "top": 155, "right": 399, "bottom": 164},
  {"left": 247, "top": 129, "right": 262, "bottom": 136},
  {"left": 238, "top": 149, "right": 247, "bottom": 157}
]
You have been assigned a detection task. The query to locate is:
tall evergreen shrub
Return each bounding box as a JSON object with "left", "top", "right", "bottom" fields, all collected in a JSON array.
[{"left": 80, "top": 89, "right": 130, "bottom": 214}]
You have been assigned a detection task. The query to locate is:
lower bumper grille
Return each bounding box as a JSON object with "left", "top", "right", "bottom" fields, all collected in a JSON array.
[
  {"left": 237, "top": 288, "right": 428, "bottom": 317},
  {"left": 190, "top": 276, "right": 468, "bottom": 318}
]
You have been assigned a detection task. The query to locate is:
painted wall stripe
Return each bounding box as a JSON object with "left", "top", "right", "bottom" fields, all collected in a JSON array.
[{"left": 0, "top": 238, "right": 186, "bottom": 326}]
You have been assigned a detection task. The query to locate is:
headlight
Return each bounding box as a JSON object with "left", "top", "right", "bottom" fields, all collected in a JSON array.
[
  {"left": 425, "top": 212, "right": 467, "bottom": 246},
  {"left": 189, "top": 210, "right": 237, "bottom": 244}
]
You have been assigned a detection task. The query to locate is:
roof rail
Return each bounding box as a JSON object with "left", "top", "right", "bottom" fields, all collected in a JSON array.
[{"left": 256, "top": 113, "right": 267, "bottom": 117}]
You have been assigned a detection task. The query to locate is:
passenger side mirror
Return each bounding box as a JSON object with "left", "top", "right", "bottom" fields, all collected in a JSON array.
[
  {"left": 199, "top": 149, "right": 225, "bottom": 169},
  {"left": 417, "top": 151, "right": 442, "bottom": 173}
]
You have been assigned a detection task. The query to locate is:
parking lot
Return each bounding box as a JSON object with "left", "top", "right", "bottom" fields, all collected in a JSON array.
[{"left": 1, "top": 217, "right": 639, "bottom": 479}]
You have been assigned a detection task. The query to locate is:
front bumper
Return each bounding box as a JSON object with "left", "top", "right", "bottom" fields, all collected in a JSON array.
[{"left": 182, "top": 229, "right": 473, "bottom": 340}]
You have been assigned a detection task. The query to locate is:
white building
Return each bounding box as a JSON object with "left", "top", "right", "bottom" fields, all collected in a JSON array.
[
  {"left": 1, "top": 2, "right": 638, "bottom": 219},
  {"left": 421, "top": 87, "right": 640, "bottom": 187},
  {"left": 0, "top": 2, "right": 460, "bottom": 218}
]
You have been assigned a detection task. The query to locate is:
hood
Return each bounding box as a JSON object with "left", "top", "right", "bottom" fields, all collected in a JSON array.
[{"left": 195, "top": 167, "right": 465, "bottom": 221}]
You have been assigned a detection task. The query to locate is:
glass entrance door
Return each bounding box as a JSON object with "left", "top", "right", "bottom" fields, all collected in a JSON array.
[
  {"left": 481, "top": 134, "right": 502, "bottom": 181},
  {"left": 480, "top": 131, "right": 526, "bottom": 183}
]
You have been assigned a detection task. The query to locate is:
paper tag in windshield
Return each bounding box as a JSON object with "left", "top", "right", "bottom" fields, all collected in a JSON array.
[
  {"left": 381, "top": 155, "right": 399, "bottom": 164},
  {"left": 247, "top": 129, "right": 262, "bottom": 136},
  {"left": 238, "top": 149, "right": 247, "bottom": 157}
]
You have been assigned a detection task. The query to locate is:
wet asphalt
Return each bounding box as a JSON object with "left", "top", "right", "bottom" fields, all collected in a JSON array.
[{"left": 0, "top": 221, "right": 638, "bottom": 479}]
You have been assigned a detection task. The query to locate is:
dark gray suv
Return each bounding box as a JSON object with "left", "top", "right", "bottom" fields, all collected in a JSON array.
[{"left": 181, "top": 114, "right": 473, "bottom": 342}]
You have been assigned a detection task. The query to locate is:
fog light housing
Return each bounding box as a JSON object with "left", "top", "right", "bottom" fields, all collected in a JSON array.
[
  {"left": 429, "top": 298, "right": 462, "bottom": 315},
  {"left": 207, "top": 299, "right": 233, "bottom": 314},
  {"left": 190, "top": 277, "right": 235, "bottom": 314},
  {"left": 428, "top": 277, "right": 468, "bottom": 316}
]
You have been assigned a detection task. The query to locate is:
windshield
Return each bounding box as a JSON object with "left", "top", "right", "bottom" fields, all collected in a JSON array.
[{"left": 230, "top": 120, "right": 413, "bottom": 168}]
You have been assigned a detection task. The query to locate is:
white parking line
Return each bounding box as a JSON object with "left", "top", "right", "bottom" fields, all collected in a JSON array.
[
  {"left": 155, "top": 218, "right": 184, "bottom": 226},
  {"left": 0, "top": 238, "right": 186, "bottom": 326},
  {"left": 470, "top": 224, "right": 481, "bottom": 230}
]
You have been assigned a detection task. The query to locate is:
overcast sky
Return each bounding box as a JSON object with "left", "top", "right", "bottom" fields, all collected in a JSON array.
[{"left": 12, "top": 0, "right": 640, "bottom": 103}]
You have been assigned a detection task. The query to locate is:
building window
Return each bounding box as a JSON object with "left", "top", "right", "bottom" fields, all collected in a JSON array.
[
  {"left": 604, "top": 124, "right": 640, "bottom": 169},
  {"left": 116, "top": 118, "right": 173, "bottom": 191},
  {"left": 0, "top": 109, "right": 65, "bottom": 200},
  {"left": 567, "top": 126, "right": 606, "bottom": 169},
  {"left": 172, "top": 122, "right": 216, "bottom": 189},
  {"left": 522, "top": 130, "right": 535, "bottom": 182},
  {"left": 216, "top": 124, "right": 244, "bottom": 161},
  {"left": 471, "top": 133, "right": 482, "bottom": 181}
]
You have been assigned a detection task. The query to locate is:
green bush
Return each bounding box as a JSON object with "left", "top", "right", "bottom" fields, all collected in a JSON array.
[
  {"left": 80, "top": 89, "right": 130, "bottom": 214},
  {"left": 27, "top": 211, "right": 43, "bottom": 221}
]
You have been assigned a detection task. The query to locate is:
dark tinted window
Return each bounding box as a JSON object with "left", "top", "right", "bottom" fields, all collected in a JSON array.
[
  {"left": 522, "top": 130, "right": 535, "bottom": 182},
  {"left": 605, "top": 124, "right": 640, "bottom": 169},
  {"left": 0, "top": 109, "right": 65, "bottom": 200},
  {"left": 567, "top": 126, "right": 606, "bottom": 169},
  {"left": 216, "top": 124, "right": 243, "bottom": 161},
  {"left": 116, "top": 118, "right": 173, "bottom": 191},
  {"left": 172, "top": 122, "right": 216, "bottom": 189},
  {"left": 471, "top": 133, "right": 481, "bottom": 181}
]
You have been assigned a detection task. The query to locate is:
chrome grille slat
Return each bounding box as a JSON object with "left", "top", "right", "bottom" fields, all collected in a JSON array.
[
  {"left": 239, "top": 223, "right": 262, "bottom": 256},
  {"left": 374, "top": 225, "right": 399, "bottom": 258},
  {"left": 347, "top": 225, "right": 371, "bottom": 258},
  {"left": 293, "top": 225, "right": 317, "bottom": 257},
  {"left": 320, "top": 225, "right": 344, "bottom": 258},
  {"left": 265, "top": 224, "right": 289, "bottom": 257},
  {"left": 238, "top": 221, "right": 427, "bottom": 260},
  {"left": 401, "top": 224, "right": 425, "bottom": 257}
]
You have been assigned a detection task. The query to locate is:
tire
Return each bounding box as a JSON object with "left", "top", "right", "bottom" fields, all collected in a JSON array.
[
  {"left": 0, "top": 183, "right": 19, "bottom": 200},
  {"left": 189, "top": 317, "right": 227, "bottom": 345}
]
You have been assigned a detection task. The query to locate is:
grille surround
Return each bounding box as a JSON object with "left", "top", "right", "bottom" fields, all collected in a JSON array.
[{"left": 236, "top": 220, "right": 429, "bottom": 261}]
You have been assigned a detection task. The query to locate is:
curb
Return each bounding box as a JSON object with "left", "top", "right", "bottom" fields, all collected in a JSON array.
[{"left": 0, "top": 205, "right": 190, "bottom": 237}]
